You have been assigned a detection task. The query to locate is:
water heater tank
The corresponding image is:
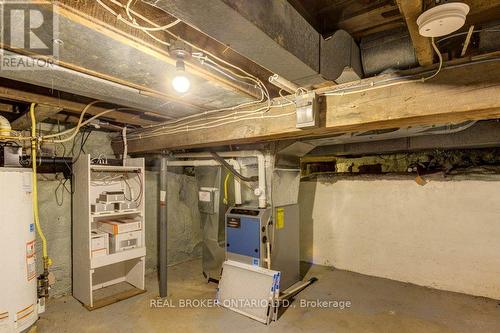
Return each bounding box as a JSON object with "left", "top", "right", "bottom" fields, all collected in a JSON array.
[{"left": 0, "top": 168, "right": 38, "bottom": 333}]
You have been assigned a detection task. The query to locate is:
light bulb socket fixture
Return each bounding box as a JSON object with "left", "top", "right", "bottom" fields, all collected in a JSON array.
[
  {"left": 169, "top": 40, "right": 192, "bottom": 93},
  {"left": 169, "top": 40, "right": 192, "bottom": 62},
  {"left": 176, "top": 59, "right": 185, "bottom": 72}
]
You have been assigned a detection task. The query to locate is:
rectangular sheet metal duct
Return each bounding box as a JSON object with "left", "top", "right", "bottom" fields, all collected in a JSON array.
[{"left": 146, "top": 0, "right": 362, "bottom": 86}]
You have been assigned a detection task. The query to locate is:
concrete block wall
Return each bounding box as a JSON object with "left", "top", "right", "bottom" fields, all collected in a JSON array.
[{"left": 299, "top": 175, "right": 500, "bottom": 300}]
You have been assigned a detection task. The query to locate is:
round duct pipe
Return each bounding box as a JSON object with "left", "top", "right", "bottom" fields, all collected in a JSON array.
[
  {"left": 0, "top": 115, "right": 11, "bottom": 137},
  {"left": 360, "top": 28, "right": 418, "bottom": 76}
]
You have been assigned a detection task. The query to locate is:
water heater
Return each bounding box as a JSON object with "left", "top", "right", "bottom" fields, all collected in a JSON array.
[{"left": 0, "top": 168, "right": 38, "bottom": 333}]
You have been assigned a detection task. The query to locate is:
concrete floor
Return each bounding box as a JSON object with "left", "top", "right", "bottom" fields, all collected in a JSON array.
[{"left": 38, "top": 259, "right": 500, "bottom": 333}]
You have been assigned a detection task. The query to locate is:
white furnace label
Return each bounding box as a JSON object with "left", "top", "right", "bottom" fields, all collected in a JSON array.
[{"left": 198, "top": 191, "right": 211, "bottom": 202}]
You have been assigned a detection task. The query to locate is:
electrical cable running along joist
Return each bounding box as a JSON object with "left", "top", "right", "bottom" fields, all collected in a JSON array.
[{"left": 95, "top": 1, "right": 271, "bottom": 106}]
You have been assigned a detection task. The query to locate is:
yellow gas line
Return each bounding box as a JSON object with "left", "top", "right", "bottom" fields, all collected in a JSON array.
[
  {"left": 30, "top": 103, "right": 51, "bottom": 269},
  {"left": 223, "top": 172, "right": 231, "bottom": 205}
]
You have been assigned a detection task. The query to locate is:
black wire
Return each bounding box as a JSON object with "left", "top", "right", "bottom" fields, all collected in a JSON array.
[
  {"left": 80, "top": 129, "right": 92, "bottom": 154},
  {"left": 54, "top": 124, "right": 91, "bottom": 204},
  {"left": 73, "top": 127, "right": 93, "bottom": 164}
]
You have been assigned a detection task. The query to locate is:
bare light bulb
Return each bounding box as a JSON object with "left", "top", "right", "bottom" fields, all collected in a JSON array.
[{"left": 172, "top": 74, "right": 190, "bottom": 93}]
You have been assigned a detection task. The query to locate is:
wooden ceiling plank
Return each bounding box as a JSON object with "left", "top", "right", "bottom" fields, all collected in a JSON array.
[
  {"left": 11, "top": 105, "right": 63, "bottom": 130},
  {"left": 338, "top": 3, "right": 402, "bottom": 34},
  {"left": 396, "top": 0, "right": 434, "bottom": 66}
]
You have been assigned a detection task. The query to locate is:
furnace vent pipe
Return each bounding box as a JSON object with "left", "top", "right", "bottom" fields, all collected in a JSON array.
[
  {"left": 167, "top": 158, "right": 242, "bottom": 205},
  {"left": 173, "top": 151, "right": 267, "bottom": 208},
  {"left": 0, "top": 115, "right": 11, "bottom": 137}
]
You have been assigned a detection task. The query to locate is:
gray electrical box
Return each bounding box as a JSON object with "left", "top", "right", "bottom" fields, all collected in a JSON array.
[
  {"left": 295, "top": 92, "right": 319, "bottom": 129},
  {"left": 198, "top": 187, "right": 219, "bottom": 214}
]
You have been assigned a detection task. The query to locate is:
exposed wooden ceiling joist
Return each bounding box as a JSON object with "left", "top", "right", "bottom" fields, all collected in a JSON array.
[
  {"left": 337, "top": 2, "right": 402, "bottom": 37},
  {"left": 0, "top": 102, "right": 14, "bottom": 113},
  {"left": 290, "top": 0, "right": 500, "bottom": 44},
  {"left": 11, "top": 105, "right": 63, "bottom": 130},
  {"left": 396, "top": 0, "right": 434, "bottom": 66},
  {"left": 289, "top": 0, "right": 405, "bottom": 38}
]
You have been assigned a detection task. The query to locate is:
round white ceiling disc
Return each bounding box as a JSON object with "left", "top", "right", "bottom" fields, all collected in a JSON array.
[{"left": 417, "top": 3, "right": 470, "bottom": 37}]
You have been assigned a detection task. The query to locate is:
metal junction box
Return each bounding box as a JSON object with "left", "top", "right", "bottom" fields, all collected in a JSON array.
[{"left": 295, "top": 92, "right": 319, "bottom": 129}]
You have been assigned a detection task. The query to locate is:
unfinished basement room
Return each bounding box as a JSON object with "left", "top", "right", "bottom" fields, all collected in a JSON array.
[{"left": 0, "top": 0, "right": 499, "bottom": 332}]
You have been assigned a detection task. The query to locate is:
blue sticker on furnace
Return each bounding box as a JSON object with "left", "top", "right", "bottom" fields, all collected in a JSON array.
[{"left": 30, "top": 223, "right": 34, "bottom": 232}]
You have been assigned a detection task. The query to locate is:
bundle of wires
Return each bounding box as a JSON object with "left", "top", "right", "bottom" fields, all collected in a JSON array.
[{"left": 95, "top": 0, "right": 299, "bottom": 142}]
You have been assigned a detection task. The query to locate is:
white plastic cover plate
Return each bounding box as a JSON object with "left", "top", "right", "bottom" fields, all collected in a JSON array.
[
  {"left": 417, "top": 3, "right": 470, "bottom": 37},
  {"left": 217, "top": 260, "right": 280, "bottom": 324}
]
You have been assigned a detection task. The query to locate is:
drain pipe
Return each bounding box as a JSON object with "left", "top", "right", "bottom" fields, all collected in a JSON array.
[
  {"left": 173, "top": 151, "right": 267, "bottom": 208},
  {"left": 167, "top": 159, "right": 242, "bottom": 205},
  {"left": 159, "top": 157, "right": 168, "bottom": 298}
]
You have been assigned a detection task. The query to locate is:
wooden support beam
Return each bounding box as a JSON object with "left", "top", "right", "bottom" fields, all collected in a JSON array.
[
  {"left": 119, "top": 60, "right": 500, "bottom": 153},
  {"left": 338, "top": 3, "right": 402, "bottom": 37},
  {"left": 396, "top": 0, "right": 434, "bottom": 66},
  {"left": 0, "top": 102, "right": 14, "bottom": 113},
  {"left": 11, "top": 105, "right": 63, "bottom": 130},
  {"left": 0, "top": 86, "right": 151, "bottom": 127}
]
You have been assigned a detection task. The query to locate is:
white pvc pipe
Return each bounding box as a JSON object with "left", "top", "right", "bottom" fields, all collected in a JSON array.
[
  {"left": 167, "top": 158, "right": 242, "bottom": 205},
  {"left": 122, "top": 126, "right": 127, "bottom": 166},
  {"left": 268, "top": 74, "right": 299, "bottom": 94},
  {"left": 174, "top": 151, "right": 267, "bottom": 208}
]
